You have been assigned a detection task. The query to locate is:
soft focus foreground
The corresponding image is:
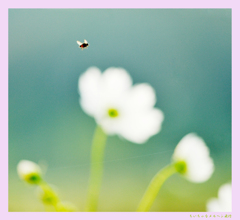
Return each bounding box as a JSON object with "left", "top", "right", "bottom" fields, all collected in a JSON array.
[
  {"left": 9, "top": 9, "right": 231, "bottom": 212},
  {"left": 206, "top": 183, "right": 232, "bottom": 212}
]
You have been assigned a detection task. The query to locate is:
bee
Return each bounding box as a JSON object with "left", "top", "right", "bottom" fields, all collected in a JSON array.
[{"left": 77, "top": 39, "right": 89, "bottom": 50}]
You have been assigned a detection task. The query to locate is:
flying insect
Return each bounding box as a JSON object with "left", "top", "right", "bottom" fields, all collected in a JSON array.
[{"left": 77, "top": 39, "right": 89, "bottom": 50}]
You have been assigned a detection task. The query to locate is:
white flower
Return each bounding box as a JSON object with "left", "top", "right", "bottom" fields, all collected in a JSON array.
[
  {"left": 206, "top": 183, "right": 232, "bottom": 212},
  {"left": 172, "top": 133, "right": 214, "bottom": 183},
  {"left": 78, "top": 67, "right": 164, "bottom": 144},
  {"left": 17, "top": 160, "right": 42, "bottom": 184}
]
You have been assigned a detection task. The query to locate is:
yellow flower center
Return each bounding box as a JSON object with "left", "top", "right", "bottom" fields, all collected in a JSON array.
[
  {"left": 108, "top": 108, "right": 119, "bottom": 118},
  {"left": 174, "top": 161, "right": 187, "bottom": 174}
]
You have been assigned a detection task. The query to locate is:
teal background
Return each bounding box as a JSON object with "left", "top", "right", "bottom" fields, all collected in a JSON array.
[{"left": 9, "top": 9, "right": 231, "bottom": 212}]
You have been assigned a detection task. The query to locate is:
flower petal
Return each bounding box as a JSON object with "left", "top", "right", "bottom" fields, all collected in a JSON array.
[
  {"left": 116, "top": 108, "right": 164, "bottom": 144},
  {"left": 185, "top": 155, "right": 214, "bottom": 182},
  {"left": 101, "top": 67, "right": 133, "bottom": 96},
  {"left": 125, "top": 83, "right": 157, "bottom": 110},
  {"left": 173, "top": 134, "right": 210, "bottom": 160},
  {"left": 218, "top": 183, "right": 232, "bottom": 212},
  {"left": 206, "top": 198, "right": 222, "bottom": 212},
  {"left": 206, "top": 183, "right": 232, "bottom": 212},
  {"left": 78, "top": 67, "right": 102, "bottom": 116}
]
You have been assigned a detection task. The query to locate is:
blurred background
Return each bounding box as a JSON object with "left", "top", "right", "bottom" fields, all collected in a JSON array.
[{"left": 9, "top": 9, "right": 231, "bottom": 212}]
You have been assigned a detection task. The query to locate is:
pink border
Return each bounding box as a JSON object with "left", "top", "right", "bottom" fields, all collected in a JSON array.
[{"left": 2, "top": 1, "right": 239, "bottom": 219}]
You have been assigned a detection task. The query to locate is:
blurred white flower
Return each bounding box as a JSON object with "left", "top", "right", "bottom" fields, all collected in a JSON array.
[
  {"left": 17, "top": 160, "right": 42, "bottom": 184},
  {"left": 172, "top": 133, "right": 214, "bottom": 183},
  {"left": 78, "top": 67, "right": 164, "bottom": 144},
  {"left": 206, "top": 183, "right": 232, "bottom": 212}
]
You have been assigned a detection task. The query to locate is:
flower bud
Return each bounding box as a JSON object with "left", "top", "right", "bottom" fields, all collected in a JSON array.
[
  {"left": 172, "top": 133, "right": 214, "bottom": 183},
  {"left": 36, "top": 184, "right": 59, "bottom": 205},
  {"left": 17, "top": 160, "right": 42, "bottom": 184}
]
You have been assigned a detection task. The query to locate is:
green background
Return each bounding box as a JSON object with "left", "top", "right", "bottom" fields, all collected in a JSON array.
[{"left": 9, "top": 9, "right": 231, "bottom": 212}]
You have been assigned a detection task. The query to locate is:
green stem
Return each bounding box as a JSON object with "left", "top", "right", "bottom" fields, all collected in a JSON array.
[
  {"left": 38, "top": 181, "right": 60, "bottom": 211},
  {"left": 38, "top": 181, "right": 75, "bottom": 211},
  {"left": 86, "top": 125, "right": 107, "bottom": 212},
  {"left": 137, "top": 163, "right": 177, "bottom": 212}
]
